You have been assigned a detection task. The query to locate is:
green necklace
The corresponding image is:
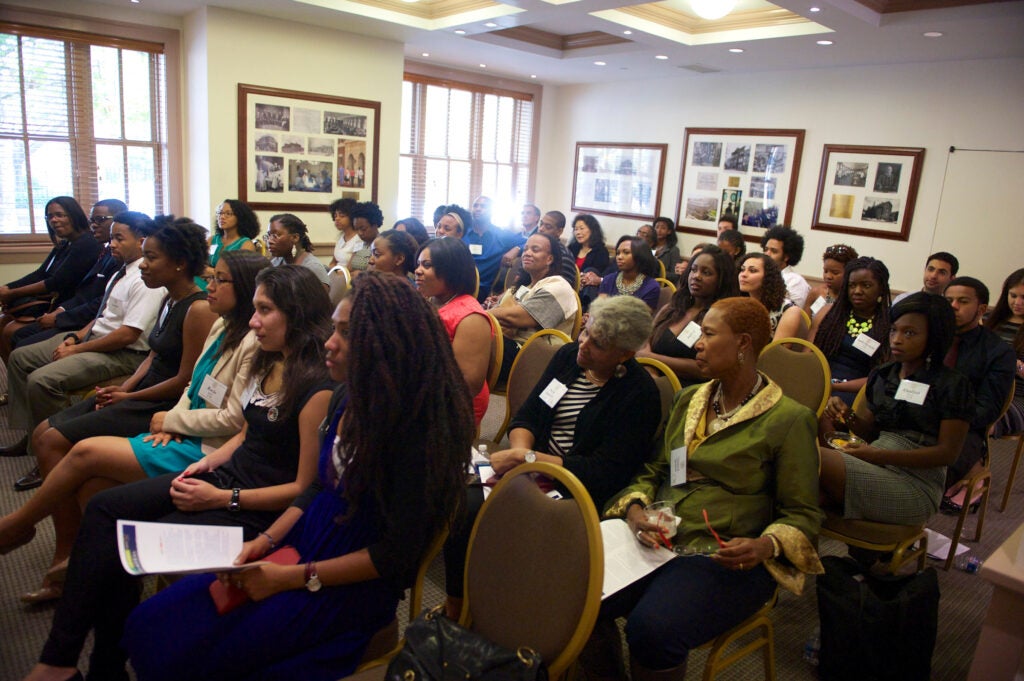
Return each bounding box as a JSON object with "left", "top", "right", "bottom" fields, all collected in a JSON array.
[{"left": 846, "top": 313, "right": 873, "bottom": 336}]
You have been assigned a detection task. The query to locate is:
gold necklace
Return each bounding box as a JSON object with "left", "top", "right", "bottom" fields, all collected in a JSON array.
[{"left": 585, "top": 368, "right": 609, "bottom": 386}]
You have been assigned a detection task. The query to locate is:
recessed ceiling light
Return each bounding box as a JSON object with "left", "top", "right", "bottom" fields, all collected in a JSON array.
[
  {"left": 130, "top": 0, "right": 140, "bottom": 3},
  {"left": 454, "top": 29, "right": 466, "bottom": 35},
  {"left": 479, "top": 63, "right": 486, "bottom": 68},
  {"left": 623, "top": 30, "right": 632, "bottom": 35},
  {"left": 484, "top": 22, "right": 497, "bottom": 28},
  {"left": 530, "top": 74, "right": 537, "bottom": 78},
  {"left": 655, "top": 55, "right": 668, "bottom": 60},
  {"left": 421, "top": 52, "right": 429, "bottom": 57},
  {"left": 729, "top": 48, "right": 744, "bottom": 53},
  {"left": 923, "top": 31, "right": 943, "bottom": 38},
  {"left": 809, "top": 6, "right": 820, "bottom": 11},
  {"left": 594, "top": 61, "right": 606, "bottom": 66},
  {"left": 816, "top": 40, "right": 833, "bottom": 45}
]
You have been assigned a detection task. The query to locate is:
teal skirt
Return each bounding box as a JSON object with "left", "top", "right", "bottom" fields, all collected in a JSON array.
[{"left": 130, "top": 433, "right": 205, "bottom": 478}]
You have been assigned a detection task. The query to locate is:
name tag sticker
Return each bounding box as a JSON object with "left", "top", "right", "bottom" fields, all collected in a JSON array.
[
  {"left": 468, "top": 244, "right": 483, "bottom": 256},
  {"left": 676, "top": 321, "right": 702, "bottom": 348},
  {"left": 853, "top": 333, "right": 881, "bottom": 357},
  {"left": 539, "top": 379, "right": 568, "bottom": 408},
  {"left": 514, "top": 286, "right": 529, "bottom": 301},
  {"left": 810, "top": 297, "right": 827, "bottom": 315},
  {"left": 670, "top": 446, "right": 688, "bottom": 487},
  {"left": 198, "top": 374, "right": 229, "bottom": 409},
  {"left": 208, "top": 243, "right": 219, "bottom": 256},
  {"left": 896, "top": 379, "right": 930, "bottom": 405},
  {"left": 240, "top": 377, "right": 257, "bottom": 409}
]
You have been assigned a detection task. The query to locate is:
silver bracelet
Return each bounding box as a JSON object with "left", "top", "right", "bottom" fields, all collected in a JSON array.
[{"left": 258, "top": 531, "right": 277, "bottom": 550}]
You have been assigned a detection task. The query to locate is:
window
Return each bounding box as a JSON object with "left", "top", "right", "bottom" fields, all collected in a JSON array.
[
  {"left": 0, "top": 21, "right": 169, "bottom": 241},
  {"left": 399, "top": 73, "right": 535, "bottom": 229}
]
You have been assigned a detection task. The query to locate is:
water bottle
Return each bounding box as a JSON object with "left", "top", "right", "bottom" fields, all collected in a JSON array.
[{"left": 803, "top": 625, "right": 820, "bottom": 666}]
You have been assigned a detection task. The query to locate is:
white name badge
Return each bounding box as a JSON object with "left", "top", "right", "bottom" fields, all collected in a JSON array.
[
  {"left": 853, "top": 333, "right": 881, "bottom": 357},
  {"left": 895, "top": 379, "right": 930, "bottom": 405},
  {"left": 514, "top": 286, "right": 529, "bottom": 301},
  {"left": 539, "top": 378, "right": 568, "bottom": 408},
  {"left": 676, "top": 321, "right": 702, "bottom": 348},
  {"left": 670, "top": 446, "right": 688, "bottom": 487},
  {"left": 810, "top": 297, "right": 827, "bottom": 315},
  {"left": 208, "top": 243, "right": 219, "bottom": 256},
  {"left": 240, "top": 376, "right": 257, "bottom": 408},
  {"left": 468, "top": 244, "right": 483, "bottom": 256},
  {"left": 197, "top": 374, "right": 229, "bottom": 409}
]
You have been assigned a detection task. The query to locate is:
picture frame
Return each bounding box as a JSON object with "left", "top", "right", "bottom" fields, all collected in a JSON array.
[
  {"left": 237, "top": 84, "right": 380, "bottom": 211},
  {"left": 571, "top": 142, "right": 668, "bottom": 221},
  {"left": 675, "top": 127, "right": 805, "bottom": 241},
  {"left": 811, "top": 144, "right": 925, "bottom": 242}
]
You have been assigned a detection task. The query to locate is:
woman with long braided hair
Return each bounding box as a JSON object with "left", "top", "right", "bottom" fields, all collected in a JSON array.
[
  {"left": 809, "top": 256, "right": 892, "bottom": 407},
  {"left": 123, "top": 272, "right": 474, "bottom": 681}
]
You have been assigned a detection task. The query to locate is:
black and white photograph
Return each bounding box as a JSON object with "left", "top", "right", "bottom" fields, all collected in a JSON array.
[
  {"left": 873, "top": 162, "right": 902, "bottom": 192},
  {"left": 750, "top": 177, "right": 777, "bottom": 200},
  {"left": 594, "top": 178, "right": 613, "bottom": 203},
  {"left": 288, "top": 159, "right": 333, "bottom": 193},
  {"left": 255, "top": 135, "right": 278, "bottom": 152},
  {"left": 254, "top": 103, "right": 290, "bottom": 131},
  {"left": 281, "top": 135, "right": 304, "bottom": 154},
  {"left": 308, "top": 137, "right": 334, "bottom": 156},
  {"left": 292, "top": 107, "right": 321, "bottom": 134},
  {"left": 571, "top": 142, "right": 667, "bottom": 220},
  {"left": 684, "top": 196, "right": 719, "bottom": 221},
  {"left": 696, "top": 172, "right": 718, "bottom": 191},
  {"left": 254, "top": 155, "right": 284, "bottom": 193},
  {"left": 338, "top": 140, "right": 367, "bottom": 188},
  {"left": 324, "top": 112, "right": 367, "bottom": 137},
  {"left": 753, "top": 144, "right": 786, "bottom": 173},
  {"left": 692, "top": 141, "right": 723, "bottom": 167},
  {"left": 633, "top": 182, "right": 652, "bottom": 210},
  {"left": 861, "top": 196, "right": 901, "bottom": 223},
  {"left": 834, "top": 161, "right": 868, "bottom": 187},
  {"left": 720, "top": 189, "right": 743, "bottom": 218},
  {"left": 581, "top": 155, "right": 599, "bottom": 172},
  {"left": 724, "top": 143, "right": 751, "bottom": 172},
  {"left": 616, "top": 158, "right": 635, "bottom": 175},
  {"left": 741, "top": 200, "right": 778, "bottom": 228}
]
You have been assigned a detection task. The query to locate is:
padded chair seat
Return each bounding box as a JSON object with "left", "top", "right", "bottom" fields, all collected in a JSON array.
[{"left": 822, "top": 513, "right": 925, "bottom": 544}]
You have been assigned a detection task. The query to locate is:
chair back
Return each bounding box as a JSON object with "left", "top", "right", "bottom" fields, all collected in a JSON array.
[
  {"left": 636, "top": 357, "right": 681, "bottom": 442},
  {"left": 484, "top": 311, "right": 503, "bottom": 391},
  {"left": 493, "top": 329, "right": 570, "bottom": 442},
  {"left": 462, "top": 463, "right": 603, "bottom": 679},
  {"left": 327, "top": 265, "right": 351, "bottom": 308},
  {"left": 474, "top": 268, "right": 481, "bottom": 299},
  {"left": 797, "top": 307, "right": 812, "bottom": 336},
  {"left": 657, "top": 259, "right": 666, "bottom": 279},
  {"left": 757, "top": 337, "right": 831, "bottom": 417},
  {"left": 852, "top": 384, "right": 869, "bottom": 421},
  {"left": 573, "top": 264, "right": 581, "bottom": 292},
  {"left": 571, "top": 290, "right": 584, "bottom": 340},
  {"left": 654, "top": 278, "right": 676, "bottom": 314}
]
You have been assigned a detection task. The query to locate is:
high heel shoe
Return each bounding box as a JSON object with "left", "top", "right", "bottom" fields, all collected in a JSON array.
[
  {"left": 0, "top": 525, "right": 35, "bottom": 554},
  {"left": 20, "top": 581, "right": 63, "bottom": 604}
]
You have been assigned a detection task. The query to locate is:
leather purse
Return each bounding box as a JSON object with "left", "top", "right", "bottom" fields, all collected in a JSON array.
[
  {"left": 208, "top": 546, "right": 300, "bottom": 615},
  {"left": 385, "top": 607, "right": 547, "bottom": 681}
]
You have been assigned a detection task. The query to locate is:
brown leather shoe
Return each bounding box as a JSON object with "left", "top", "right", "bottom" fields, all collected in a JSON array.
[
  {"left": 0, "top": 435, "right": 28, "bottom": 457},
  {"left": 20, "top": 582, "right": 63, "bottom": 604}
]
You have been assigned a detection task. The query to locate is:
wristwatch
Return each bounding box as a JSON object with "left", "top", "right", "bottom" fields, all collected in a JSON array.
[
  {"left": 524, "top": 450, "right": 537, "bottom": 464},
  {"left": 304, "top": 561, "right": 322, "bottom": 592},
  {"left": 228, "top": 488, "right": 241, "bottom": 512}
]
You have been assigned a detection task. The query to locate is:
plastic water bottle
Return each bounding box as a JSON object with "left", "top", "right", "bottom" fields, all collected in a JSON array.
[{"left": 803, "top": 625, "right": 820, "bottom": 666}]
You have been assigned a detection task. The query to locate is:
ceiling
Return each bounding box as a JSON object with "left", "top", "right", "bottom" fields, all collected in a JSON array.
[{"left": 90, "top": 0, "right": 1024, "bottom": 84}]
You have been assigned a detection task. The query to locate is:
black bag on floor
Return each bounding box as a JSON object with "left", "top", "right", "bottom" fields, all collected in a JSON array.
[{"left": 816, "top": 555, "right": 940, "bottom": 681}]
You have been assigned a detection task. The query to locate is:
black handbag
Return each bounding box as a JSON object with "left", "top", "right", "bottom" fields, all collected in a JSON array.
[
  {"left": 385, "top": 607, "right": 548, "bottom": 681},
  {"left": 816, "top": 555, "right": 940, "bottom": 681}
]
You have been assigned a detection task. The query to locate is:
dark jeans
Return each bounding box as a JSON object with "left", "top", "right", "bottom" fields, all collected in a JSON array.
[
  {"left": 39, "top": 473, "right": 278, "bottom": 678},
  {"left": 600, "top": 556, "right": 776, "bottom": 669}
]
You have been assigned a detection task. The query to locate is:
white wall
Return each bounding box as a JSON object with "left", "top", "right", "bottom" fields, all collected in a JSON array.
[{"left": 536, "top": 58, "right": 1024, "bottom": 292}]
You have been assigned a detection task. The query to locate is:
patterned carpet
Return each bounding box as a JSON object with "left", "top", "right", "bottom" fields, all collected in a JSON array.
[{"left": 0, "top": 361, "right": 1021, "bottom": 680}]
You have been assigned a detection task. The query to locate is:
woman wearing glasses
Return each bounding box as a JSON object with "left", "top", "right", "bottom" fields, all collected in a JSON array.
[
  {"left": 199, "top": 200, "right": 260, "bottom": 289},
  {"left": 587, "top": 298, "right": 823, "bottom": 681}
]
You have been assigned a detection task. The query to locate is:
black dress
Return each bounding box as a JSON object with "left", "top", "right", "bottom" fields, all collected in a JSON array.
[{"left": 49, "top": 290, "right": 207, "bottom": 443}]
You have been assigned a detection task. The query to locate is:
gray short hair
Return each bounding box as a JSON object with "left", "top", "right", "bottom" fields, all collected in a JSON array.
[{"left": 587, "top": 296, "right": 653, "bottom": 352}]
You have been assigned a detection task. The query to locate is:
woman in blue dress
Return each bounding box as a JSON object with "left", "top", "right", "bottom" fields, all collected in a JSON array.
[{"left": 123, "top": 272, "right": 473, "bottom": 681}]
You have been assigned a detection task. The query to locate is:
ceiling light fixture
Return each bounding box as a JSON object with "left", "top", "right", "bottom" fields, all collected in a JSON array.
[
  {"left": 484, "top": 22, "right": 497, "bottom": 28},
  {"left": 809, "top": 6, "right": 820, "bottom": 11},
  {"left": 594, "top": 61, "right": 606, "bottom": 66},
  {"left": 689, "top": 0, "right": 737, "bottom": 20},
  {"left": 655, "top": 55, "right": 668, "bottom": 60},
  {"left": 816, "top": 39, "right": 833, "bottom": 45},
  {"left": 923, "top": 31, "right": 943, "bottom": 37},
  {"left": 530, "top": 74, "right": 537, "bottom": 78},
  {"left": 455, "top": 29, "right": 466, "bottom": 34},
  {"left": 421, "top": 52, "right": 429, "bottom": 57},
  {"left": 479, "top": 63, "right": 486, "bottom": 68},
  {"left": 729, "top": 48, "right": 744, "bottom": 53},
  {"left": 623, "top": 30, "right": 633, "bottom": 35}
]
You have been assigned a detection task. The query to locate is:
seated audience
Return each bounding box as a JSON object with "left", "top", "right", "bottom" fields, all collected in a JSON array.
[
  {"left": 572, "top": 214, "right": 611, "bottom": 310},
  {"left": 717, "top": 229, "right": 746, "bottom": 265},
  {"left": 200, "top": 199, "right": 259, "bottom": 287},
  {"left": 652, "top": 216, "right": 682, "bottom": 285},
  {"left": 535, "top": 210, "right": 578, "bottom": 288},
  {"left": 588, "top": 297, "right": 823, "bottom": 681},
  {"left": 0, "top": 252, "right": 265, "bottom": 604},
  {"left": 717, "top": 214, "right": 738, "bottom": 235},
  {"left": 637, "top": 245, "right": 739, "bottom": 388},
  {"left": 464, "top": 196, "right": 519, "bottom": 302},
  {"left": 267, "top": 214, "right": 329, "bottom": 288},
  {"left": 491, "top": 233, "right": 579, "bottom": 381},
  {"left": 820, "top": 292, "right": 972, "bottom": 525},
  {"left": 122, "top": 272, "right": 472, "bottom": 681},
  {"left": 347, "top": 202, "right": 384, "bottom": 275},
  {"left": 986, "top": 268, "right": 1024, "bottom": 438},
  {"left": 369, "top": 229, "right": 418, "bottom": 282},
  {"left": 598, "top": 236, "right": 661, "bottom": 312},
  {"left": 414, "top": 237, "right": 492, "bottom": 425},
  {"left": 392, "top": 217, "right": 430, "bottom": 248},
  {"left": 737, "top": 253, "right": 806, "bottom": 341},
  {"left": 760, "top": 226, "right": 810, "bottom": 308},
  {"left": 636, "top": 224, "right": 655, "bottom": 249},
  {"left": 804, "top": 244, "right": 858, "bottom": 320},
  {"left": 18, "top": 265, "right": 335, "bottom": 681},
  {"left": 810, "top": 256, "right": 892, "bottom": 408},
  {"left": 435, "top": 205, "right": 471, "bottom": 240},
  {"left": 892, "top": 251, "right": 958, "bottom": 305},
  {"left": 328, "top": 198, "right": 360, "bottom": 269}
]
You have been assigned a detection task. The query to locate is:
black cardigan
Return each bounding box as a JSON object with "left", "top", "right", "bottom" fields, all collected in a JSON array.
[
  {"left": 510, "top": 342, "right": 662, "bottom": 509},
  {"left": 7, "top": 235, "right": 102, "bottom": 305},
  {"left": 569, "top": 241, "right": 611, "bottom": 275}
]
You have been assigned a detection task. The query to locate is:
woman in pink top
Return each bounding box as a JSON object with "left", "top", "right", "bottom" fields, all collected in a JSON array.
[{"left": 414, "top": 237, "right": 492, "bottom": 424}]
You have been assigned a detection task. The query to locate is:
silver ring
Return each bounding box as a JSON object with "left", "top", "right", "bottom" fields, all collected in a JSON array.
[{"left": 636, "top": 530, "right": 644, "bottom": 539}]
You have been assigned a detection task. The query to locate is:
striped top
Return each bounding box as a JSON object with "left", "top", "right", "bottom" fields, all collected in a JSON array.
[{"left": 546, "top": 375, "right": 602, "bottom": 457}]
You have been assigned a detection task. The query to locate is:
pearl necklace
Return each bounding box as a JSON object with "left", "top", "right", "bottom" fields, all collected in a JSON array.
[
  {"left": 708, "top": 374, "right": 763, "bottom": 435},
  {"left": 615, "top": 272, "right": 646, "bottom": 296},
  {"left": 846, "top": 313, "right": 873, "bottom": 336}
]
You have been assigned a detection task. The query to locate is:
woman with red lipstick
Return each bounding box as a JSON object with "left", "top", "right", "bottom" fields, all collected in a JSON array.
[
  {"left": 637, "top": 245, "right": 739, "bottom": 388},
  {"left": 986, "top": 268, "right": 1024, "bottom": 438},
  {"left": 820, "top": 292, "right": 973, "bottom": 525},
  {"left": 810, "top": 256, "right": 892, "bottom": 407}
]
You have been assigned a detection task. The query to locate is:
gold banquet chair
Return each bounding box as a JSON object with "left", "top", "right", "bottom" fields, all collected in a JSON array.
[
  {"left": 636, "top": 357, "right": 681, "bottom": 441},
  {"left": 698, "top": 588, "right": 779, "bottom": 681},
  {"left": 756, "top": 337, "right": 830, "bottom": 417},
  {"left": 491, "top": 328, "right": 571, "bottom": 443}
]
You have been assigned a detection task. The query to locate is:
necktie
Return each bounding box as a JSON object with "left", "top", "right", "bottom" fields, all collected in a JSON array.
[
  {"left": 944, "top": 334, "right": 961, "bottom": 368},
  {"left": 83, "top": 265, "right": 127, "bottom": 341}
]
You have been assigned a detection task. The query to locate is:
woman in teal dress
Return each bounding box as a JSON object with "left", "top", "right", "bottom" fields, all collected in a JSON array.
[
  {"left": 0, "top": 251, "right": 268, "bottom": 602},
  {"left": 198, "top": 199, "right": 260, "bottom": 288}
]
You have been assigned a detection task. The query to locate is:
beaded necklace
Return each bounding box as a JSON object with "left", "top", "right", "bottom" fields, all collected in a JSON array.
[
  {"left": 708, "top": 374, "right": 763, "bottom": 435},
  {"left": 615, "top": 272, "right": 646, "bottom": 296},
  {"left": 846, "top": 313, "right": 873, "bottom": 336}
]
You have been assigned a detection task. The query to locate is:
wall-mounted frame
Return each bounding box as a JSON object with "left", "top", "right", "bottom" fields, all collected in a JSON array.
[
  {"left": 811, "top": 144, "right": 925, "bottom": 242},
  {"left": 571, "top": 142, "right": 668, "bottom": 221},
  {"left": 237, "top": 84, "right": 380, "bottom": 211},
  {"left": 675, "top": 127, "right": 805, "bottom": 241}
]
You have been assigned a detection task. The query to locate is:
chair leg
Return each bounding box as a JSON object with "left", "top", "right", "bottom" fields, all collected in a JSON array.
[
  {"left": 973, "top": 476, "right": 992, "bottom": 542},
  {"left": 944, "top": 471, "right": 989, "bottom": 570},
  {"left": 999, "top": 437, "right": 1024, "bottom": 512}
]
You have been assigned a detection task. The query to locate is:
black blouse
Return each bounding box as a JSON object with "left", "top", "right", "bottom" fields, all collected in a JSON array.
[{"left": 866, "top": 361, "right": 973, "bottom": 445}]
